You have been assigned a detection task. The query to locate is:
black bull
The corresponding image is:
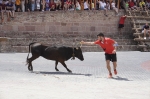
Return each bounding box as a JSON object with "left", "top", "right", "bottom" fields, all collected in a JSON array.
[{"left": 26, "top": 42, "right": 84, "bottom": 72}]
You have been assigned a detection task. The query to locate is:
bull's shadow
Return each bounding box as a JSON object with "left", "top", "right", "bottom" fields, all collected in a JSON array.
[{"left": 32, "top": 71, "right": 92, "bottom": 76}]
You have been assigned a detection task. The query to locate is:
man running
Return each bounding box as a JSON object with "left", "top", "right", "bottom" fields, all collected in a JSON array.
[{"left": 81, "top": 33, "right": 118, "bottom": 78}]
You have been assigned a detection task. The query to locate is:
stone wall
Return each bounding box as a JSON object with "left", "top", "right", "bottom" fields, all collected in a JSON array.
[{"left": 0, "top": 10, "right": 135, "bottom": 52}]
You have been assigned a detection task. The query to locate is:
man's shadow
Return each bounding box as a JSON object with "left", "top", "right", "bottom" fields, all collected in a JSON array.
[
  {"left": 32, "top": 71, "right": 92, "bottom": 76},
  {"left": 112, "top": 76, "right": 132, "bottom": 81}
]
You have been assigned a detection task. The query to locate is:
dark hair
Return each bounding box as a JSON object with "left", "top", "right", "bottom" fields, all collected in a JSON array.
[{"left": 97, "top": 33, "right": 104, "bottom": 37}]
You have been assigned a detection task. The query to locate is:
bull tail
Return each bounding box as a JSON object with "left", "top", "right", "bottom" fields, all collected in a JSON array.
[{"left": 26, "top": 42, "right": 36, "bottom": 65}]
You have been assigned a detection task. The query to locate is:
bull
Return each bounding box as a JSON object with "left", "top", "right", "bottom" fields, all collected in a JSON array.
[{"left": 26, "top": 42, "right": 84, "bottom": 72}]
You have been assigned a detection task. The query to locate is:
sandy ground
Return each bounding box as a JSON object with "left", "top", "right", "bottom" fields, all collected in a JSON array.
[{"left": 0, "top": 52, "right": 150, "bottom": 99}]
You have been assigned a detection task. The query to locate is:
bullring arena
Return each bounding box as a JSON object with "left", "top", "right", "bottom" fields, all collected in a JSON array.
[{"left": 0, "top": 9, "right": 150, "bottom": 99}]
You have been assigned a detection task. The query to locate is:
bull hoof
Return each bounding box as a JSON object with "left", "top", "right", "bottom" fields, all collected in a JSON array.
[
  {"left": 28, "top": 66, "right": 33, "bottom": 71},
  {"left": 68, "top": 70, "right": 72, "bottom": 73},
  {"left": 55, "top": 68, "right": 59, "bottom": 71}
]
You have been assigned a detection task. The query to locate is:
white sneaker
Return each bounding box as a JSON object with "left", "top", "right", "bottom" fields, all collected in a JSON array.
[{"left": 144, "top": 37, "right": 146, "bottom": 39}]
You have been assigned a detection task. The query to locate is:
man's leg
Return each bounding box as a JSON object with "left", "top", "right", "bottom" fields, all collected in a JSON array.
[
  {"left": 113, "top": 61, "right": 117, "bottom": 75},
  {"left": 148, "top": 30, "right": 150, "bottom": 39},
  {"left": 106, "top": 60, "right": 112, "bottom": 78},
  {"left": 144, "top": 29, "right": 146, "bottom": 39}
]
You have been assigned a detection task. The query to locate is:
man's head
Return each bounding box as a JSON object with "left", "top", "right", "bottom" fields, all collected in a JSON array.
[
  {"left": 97, "top": 33, "right": 105, "bottom": 41},
  {"left": 145, "top": 23, "right": 148, "bottom": 26}
]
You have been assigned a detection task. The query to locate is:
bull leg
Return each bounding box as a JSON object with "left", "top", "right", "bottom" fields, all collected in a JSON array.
[
  {"left": 28, "top": 55, "right": 39, "bottom": 71},
  {"left": 60, "top": 62, "right": 72, "bottom": 73},
  {"left": 55, "top": 61, "right": 59, "bottom": 71}
]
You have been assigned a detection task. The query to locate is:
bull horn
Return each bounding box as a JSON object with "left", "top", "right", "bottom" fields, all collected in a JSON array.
[{"left": 76, "top": 42, "right": 82, "bottom": 48}]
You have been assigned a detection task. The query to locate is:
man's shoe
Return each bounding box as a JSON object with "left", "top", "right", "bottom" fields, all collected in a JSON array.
[
  {"left": 108, "top": 73, "right": 112, "bottom": 78},
  {"left": 114, "top": 69, "right": 117, "bottom": 75}
]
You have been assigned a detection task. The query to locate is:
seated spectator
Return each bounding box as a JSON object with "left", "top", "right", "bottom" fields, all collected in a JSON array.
[
  {"left": 96, "top": 0, "right": 100, "bottom": 10},
  {"left": 142, "top": 23, "right": 150, "bottom": 39},
  {"left": 106, "top": 0, "right": 110, "bottom": 10},
  {"left": 31, "top": 0, "right": 35, "bottom": 11},
  {"left": 128, "top": 0, "right": 138, "bottom": 10},
  {"left": 6, "top": 0, "right": 15, "bottom": 21},
  {"left": 54, "top": 0, "right": 61, "bottom": 10},
  {"left": 21, "top": 0, "right": 25, "bottom": 12},
  {"left": 66, "top": 0, "right": 72, "bottom": 10},
  {"left": 50, "top": 4, "right": 56, "bottom": 11},
  {"left": 49, "top": 0, "right": 56, "bottom": 11},
  {"left": 84, "top": 0, "right": 89, "bottom": 10},
  {"left": 0, "top": 0, "right": 9, "bottom": 24},
  {"left": 76, "top": 0, "right": 81, "bottom": 10},
  {"left": 139, "top": 0, "right": 146, "bottom": 10},
  {"left": 41, "top": 0, "right": 46, "bottom": 11},
  {"left": 35, "top": 0, "right": 41, "bottom": 11},
  {"left": 69, "top": 1, "right": 75, "bottom": 10},
  {"left": 91, "top": 1, "right": 95, "bottom": 10},
  {"left": 146, "top": 0, "right": 150, "bottom": 10},
  {"left": 25, "top": 0, "right": 30, "bottom": 11},
  {"left": 125, "top": 0, "right": 129, "bottom": 10},
  {"left": 111, "top": 0, "right": 119, "bottom": 16},
  {"left": 45, "top": 0, "right": 50, "bottom": 11},
  {"left": 99, "top": 0, "right": 108, "bottom": 16},
  {"left": 63, "top": 0, "right": 67, "bottom": 10}
]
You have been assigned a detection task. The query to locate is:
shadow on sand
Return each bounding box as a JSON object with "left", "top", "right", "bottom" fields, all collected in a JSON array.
[
  {"left": 32, "top": 71, "right": 92, "bottom": 76},
  {"left": 112, "top": 76, "right": 132, "bottom": 81}
]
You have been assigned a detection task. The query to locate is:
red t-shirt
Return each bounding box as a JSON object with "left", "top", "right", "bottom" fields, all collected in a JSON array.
[
  {"left": 128, "top": 1, "right": 134, "bottom": 8},
  {"left": 119, "top": 16, "right": 126, "bottom": 24},
  {"left": 49, "top": 2, "right": 55, "bottom": 8},
  {"left": 94, "top": 37, "right": 115, "bottom": 54}
]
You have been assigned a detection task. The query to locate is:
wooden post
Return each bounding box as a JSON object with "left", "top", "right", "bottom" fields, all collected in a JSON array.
[
  {"left": 94, "top": 0, "right": 96, "bottom": 10},
  {"left": 117, "top": 0, "right": 120, "bottom": 9}
]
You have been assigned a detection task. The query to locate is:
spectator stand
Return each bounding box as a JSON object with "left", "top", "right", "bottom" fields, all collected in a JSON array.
[{"left": 128, "top": 10, "right": 150, "bottom": 52}]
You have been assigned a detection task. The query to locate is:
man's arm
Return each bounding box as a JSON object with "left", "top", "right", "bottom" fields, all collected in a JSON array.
[
  {"left": 112, "top": 41, "right": 118, "bottom": 54},
  {"left": 80, "top": 41, "right": 95, "bottom": 45}
]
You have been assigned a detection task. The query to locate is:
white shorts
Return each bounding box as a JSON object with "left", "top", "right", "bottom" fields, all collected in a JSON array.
[{"left": 142, "top": 30, "right": 149, "bottom": 33}]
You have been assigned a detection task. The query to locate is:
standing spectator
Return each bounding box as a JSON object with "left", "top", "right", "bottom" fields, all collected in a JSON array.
[
  {"left": 84, "top": 0, "right": 89, "bottom": 10},
  {"left": 99, "top": 0, "right": 108, "bottom": 16},
  {"left": 45, "top": 0, "right": 49, "bottom": 11},
  {"left": 118, "top": 15, "right": 127, "bottom": 35},
  {"left": 142, "top": 23, "right": 150, "bottom": 39},
  {"left": 81, "top": 33, "right": 118, "bottom": 78},
  {"left": 0, "top": 0, "right": 7, "bottom": 24},
  {"left": 21, "top": 0, "right": 25, "bottom": 12},
  {"left": 15, "top": 0, "right": 21, "bottom": 11},
  {"left": 76, "top": 0, "right": 81, "bottom": 10},
  {"left": 111, "top": 0, "right": 119, "bottom": 16}
]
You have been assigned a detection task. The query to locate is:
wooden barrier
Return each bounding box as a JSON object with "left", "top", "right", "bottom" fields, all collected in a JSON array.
[{"left": 134, "top": 38, "right": 150, "bottom": 42}]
